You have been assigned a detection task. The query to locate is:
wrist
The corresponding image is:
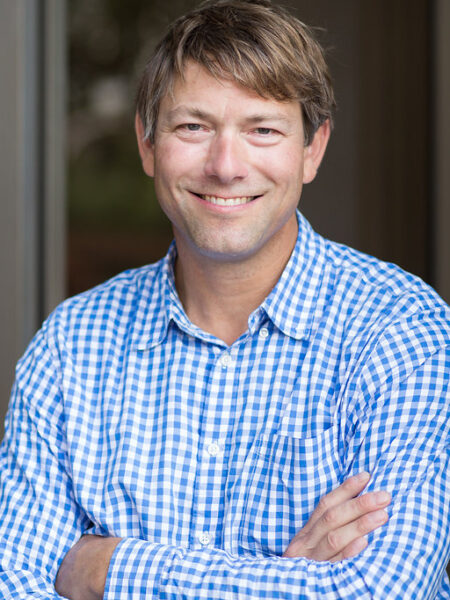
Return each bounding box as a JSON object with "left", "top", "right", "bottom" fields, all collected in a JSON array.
[
  {"left": 55, "top": 535, "right": 122, "bottom": 600},
  {"left": 88, "top": 536, "right": 122, "bottom": 598}
]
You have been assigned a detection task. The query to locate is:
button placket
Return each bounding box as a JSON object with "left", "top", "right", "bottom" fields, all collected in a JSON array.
[
  {"left": 198, "top": 532, "right": 211, "bottom": 546},
  {"left": 191, "top": 346, "right": 235, "bottom": 550},
  {"left": 207, "top": 442, "right": 221, "bottom": 457},
  {"left": 219, "top": 353, "right": 232, "bottom": 368}
]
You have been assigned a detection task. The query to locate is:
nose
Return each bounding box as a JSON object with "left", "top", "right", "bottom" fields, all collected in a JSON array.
[{"left": 203, "top": 132, "right": 249, "bottom": 183}]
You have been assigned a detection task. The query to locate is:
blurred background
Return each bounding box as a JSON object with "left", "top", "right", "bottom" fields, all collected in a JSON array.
[{"left": 1, "top": 0, "right": 449, "bottom": 431}]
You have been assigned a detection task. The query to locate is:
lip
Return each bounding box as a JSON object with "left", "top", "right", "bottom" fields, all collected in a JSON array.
[{"left": 189, "top": 191, "right": 263, "bottom": 211}]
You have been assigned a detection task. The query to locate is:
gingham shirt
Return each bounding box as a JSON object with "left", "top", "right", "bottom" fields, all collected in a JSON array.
[{"left": 0, "top": 212, "right": 449, "bottom": 599}]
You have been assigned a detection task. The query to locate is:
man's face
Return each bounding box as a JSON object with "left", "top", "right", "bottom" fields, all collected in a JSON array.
[{"left": 137, "top": 61, "right": 327, "bottom": 264}]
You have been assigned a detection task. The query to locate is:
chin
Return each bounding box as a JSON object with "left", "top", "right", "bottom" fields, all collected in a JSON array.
[{"left": 195, "top": 239, "right": 266, "bottom": 263}]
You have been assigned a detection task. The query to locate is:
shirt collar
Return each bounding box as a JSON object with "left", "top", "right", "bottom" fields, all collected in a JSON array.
[
  {"left": 131, "top": 242, "right": 221, "bottom": 350},
  {"left": 130, "top": 244, "right": 174, "bottom": 350},
  {"left": 132, "top": 211, "right": 327, "bottom": 349},
  {"left": 260, "top": 210, "right": 327, "bottom": 341}
]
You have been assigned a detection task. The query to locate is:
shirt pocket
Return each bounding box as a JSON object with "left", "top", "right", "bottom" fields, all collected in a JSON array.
[{"left": 238, "top": 425, "right": 341, "bottom": 557}]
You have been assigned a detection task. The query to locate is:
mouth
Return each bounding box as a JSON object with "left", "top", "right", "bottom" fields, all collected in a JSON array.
[{"left": 192, "top": 193, "right": 261, "bottom": 206}]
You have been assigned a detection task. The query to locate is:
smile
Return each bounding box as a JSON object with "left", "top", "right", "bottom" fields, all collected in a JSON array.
[{"left": 196, "top": 194, "right": 258, "bottom": 206}]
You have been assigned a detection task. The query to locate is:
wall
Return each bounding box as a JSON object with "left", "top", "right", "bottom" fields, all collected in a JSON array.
[{"left": 0, "top": 0, "right": 66, "bottom": 437}]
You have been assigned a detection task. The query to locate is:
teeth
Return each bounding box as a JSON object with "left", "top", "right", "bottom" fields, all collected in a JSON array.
[{"left": 201, "top": 195, "right": 255, "bottom": 206}]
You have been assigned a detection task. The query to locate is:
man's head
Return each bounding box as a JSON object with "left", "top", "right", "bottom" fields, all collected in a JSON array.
[
  {"left": 136, "top": 0, "right": 335, "bottom": 147},
  {"left": 135, "top": 0, "right": 332, "bottom": 268}
]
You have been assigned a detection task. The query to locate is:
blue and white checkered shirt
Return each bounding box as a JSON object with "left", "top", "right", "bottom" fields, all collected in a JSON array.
[{"left": 0, "top": 212, "right": 449, "bottom": 599}]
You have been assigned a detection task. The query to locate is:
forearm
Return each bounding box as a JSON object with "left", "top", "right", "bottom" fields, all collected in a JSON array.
[
  {"left": 105, "top": 537, "right": 373, "bottom": 600},
  {"left": 55, "top": 535, "right": 122, "bottom": 600},
  {"left": 0, "top": 538, "right": 68, "bottom": 599},
  {"left": 61, "top": 474, "right": 389, "bottom": 599},
  {"left": 102, "top": 447, "right": 449, "bottom": 600}
]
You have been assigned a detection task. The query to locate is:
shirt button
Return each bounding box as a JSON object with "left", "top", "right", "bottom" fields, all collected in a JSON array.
[
  {"left": 220, "top": 353, "right": 232, "bottom": 368},
  {"left": 207, "top": 442, "right": 221, "bottom": 457},
  {"left": 198, "top": 532, "right": 211, "bottom": 546},
  {"left": 259, "top": 327, "right": 269, "bottom": 339}
]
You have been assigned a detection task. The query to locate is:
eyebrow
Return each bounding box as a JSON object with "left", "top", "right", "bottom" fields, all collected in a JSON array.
[
  {"left": 166, "top": 106, "right": 211, "bottom": 123},
  {"left": 166, "top": 106, "right": 294, "bottom": 126},
  {"left": 244, "top": 113, "right": 294, "bottom": 125}
]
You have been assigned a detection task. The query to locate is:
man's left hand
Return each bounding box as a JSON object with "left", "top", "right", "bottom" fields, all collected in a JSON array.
[{"left": 54, "top": 534, "right": 121, "bottom": 600}]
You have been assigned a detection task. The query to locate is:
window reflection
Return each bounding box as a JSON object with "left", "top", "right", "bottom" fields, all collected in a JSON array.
[{"left": 68, "top": 0, "right": 197, "bottom": 295}]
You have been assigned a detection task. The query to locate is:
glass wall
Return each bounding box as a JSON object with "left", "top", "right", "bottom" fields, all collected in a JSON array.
[{"left": 68, "top": 0, "right": 198, "bottom": 295}]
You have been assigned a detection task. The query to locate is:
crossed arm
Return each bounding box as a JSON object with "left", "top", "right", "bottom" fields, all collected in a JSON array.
[
  {"left": 0, "top": 327, "right": 448, "bottom": 599},
  {"left": 55, "top": 473, "right": 391, "bottom": 599}
]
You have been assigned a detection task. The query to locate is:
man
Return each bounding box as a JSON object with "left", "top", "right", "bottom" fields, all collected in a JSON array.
[{"left": 0, "top": 0, "right": 449, "bottom": 598}]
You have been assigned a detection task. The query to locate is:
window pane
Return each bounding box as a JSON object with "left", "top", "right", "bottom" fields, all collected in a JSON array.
[{"left": 68, "top": 0, "right": 197, "bottom": 295}]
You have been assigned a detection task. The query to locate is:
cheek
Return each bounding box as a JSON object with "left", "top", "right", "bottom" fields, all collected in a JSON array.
[
  {"left": 154, "top": 145, "right": 177, "bottom": 179},
  {"left": 156, "top": 140, "right": 207, "bottom": 176},
  {"left": 283, "top": 149, "right": 305, "bottom": 175},
  {"left": 283, "top": 152, "right": 305, "bottom": 193},
  {"left": 256, "top": 148, "right": 304, "bottom": 185}
]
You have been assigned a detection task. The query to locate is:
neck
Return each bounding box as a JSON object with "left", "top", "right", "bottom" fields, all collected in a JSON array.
[{"left": 174, "top": 228, "right": 298, "bottom": 346}]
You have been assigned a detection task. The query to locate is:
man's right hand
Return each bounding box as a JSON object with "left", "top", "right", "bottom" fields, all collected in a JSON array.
[{"left": 283, "top": 472, "right": 390, "bottom": 562}]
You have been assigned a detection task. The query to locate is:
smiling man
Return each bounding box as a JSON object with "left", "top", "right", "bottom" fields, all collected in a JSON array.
[
  {"left": 1, "top": 1, "right": 449, "bottom": 599},
  {"left": 136, "top": 59, "right": 329, "bottom": 344}
]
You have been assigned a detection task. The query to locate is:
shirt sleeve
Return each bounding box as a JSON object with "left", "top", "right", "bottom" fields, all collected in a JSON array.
[
  {"left": 0, "top": 326, "right": 92, "bottom": 599},
  {"left": 104, "top": 344, "right": 450, "bottom": 599}
]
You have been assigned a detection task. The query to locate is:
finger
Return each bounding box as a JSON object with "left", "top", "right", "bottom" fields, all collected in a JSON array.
[
  {"left": 313, "top": 489, "right": 391, "bottom": 540},
  {"left": 285, "top": 495, "right": 389, "bottom": 560},
  {"left": 314, "top": 507, "right": 389, "bottom": 561},
  {"left": 301, "top": 472, "right": 371, "bottom": 533},
  {"left": 329, "top": 536, "right": 369, "bottom": 563}
]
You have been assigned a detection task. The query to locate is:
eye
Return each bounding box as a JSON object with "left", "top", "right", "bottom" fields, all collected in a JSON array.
[
  {"left": 178, "top": 123, "right": 204, "bottom": 132},
  {"left": 254, "top": 127, "right": 275, "bottom": 135},
  {"left": 175, "top": 123, "right": 210, "bottom": 139},
  {"left": 175, "top": 122, "right": 210, "bottom": 140},
  {"left": 249, "top": 126, "right": 282, "bottom": 145}
]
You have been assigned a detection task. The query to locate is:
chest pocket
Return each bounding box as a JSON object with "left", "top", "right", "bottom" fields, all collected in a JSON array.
[{"left": 238, "top": 424, "right": 341, "bottom": 557}]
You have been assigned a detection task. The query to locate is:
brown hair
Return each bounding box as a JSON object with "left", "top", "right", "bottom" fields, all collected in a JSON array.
[{"left": 136, "top": 0, "right": 335, "bottom": 146}]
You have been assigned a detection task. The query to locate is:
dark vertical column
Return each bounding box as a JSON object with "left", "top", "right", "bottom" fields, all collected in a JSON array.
[
  {"left": 287, "top": 0, "right": 362, "bottom": 250},
  {"left": 357, "top": 0, "right": 431, "bottom": 281},
  {"left": 433, "top": 0, "right": 450, "bottom": 303}
]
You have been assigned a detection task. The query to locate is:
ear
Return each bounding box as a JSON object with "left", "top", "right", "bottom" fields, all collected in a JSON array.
[
  {"left": 302, "top": 120, "right": 331, "bottom": 184},
  {"left": 135, "top": 113, "right": 155, "bottom": 177}
]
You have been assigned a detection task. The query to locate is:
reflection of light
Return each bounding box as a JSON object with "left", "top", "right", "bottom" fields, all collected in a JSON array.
[{"left": 89, "top": 77, "right": 129, "bottom": 118}]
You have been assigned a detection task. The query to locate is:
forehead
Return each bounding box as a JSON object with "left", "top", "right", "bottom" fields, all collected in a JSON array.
[{"left": 160, "top": 61, "right": 302, "bottom": 123}]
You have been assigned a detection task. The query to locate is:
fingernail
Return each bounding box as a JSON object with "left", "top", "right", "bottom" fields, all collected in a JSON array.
[
  {"left": 375, "top": 491, "right": 391, "bottom": 505},
  {"left": 356, "top": 471, "right": 370, "bottom": 482},
  {"left": 355, "top": 537, "right": 368, "bottom": 551},
  {"left": 374, "top": 509, "right": 389, "bottom": 524}
]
